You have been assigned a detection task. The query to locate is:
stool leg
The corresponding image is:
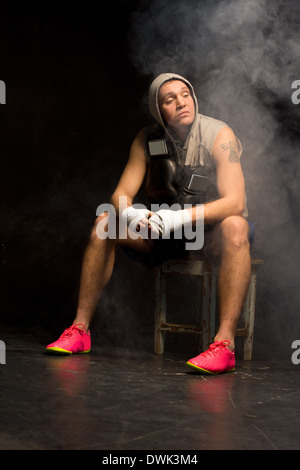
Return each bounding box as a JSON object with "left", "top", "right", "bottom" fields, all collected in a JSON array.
[
  {"left": 194, "top": 276, "right": 202, "bottom": 352},
  {"left": 210, "top": 264, "right": 218, "bottom": 344},
  {"left": 201, "top": 265, "right": 217, "bottom": 351},
  {"left": 241, "top": 265, "right": 257, "bottom": 360},
  {"left": 154, "top": 266, "right": 167, "bottom": 354}
]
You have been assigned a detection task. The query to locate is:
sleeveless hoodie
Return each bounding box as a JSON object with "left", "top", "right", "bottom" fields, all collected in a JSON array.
[{"left": 144, "top": 73, "right": 248, "bottom": 217}]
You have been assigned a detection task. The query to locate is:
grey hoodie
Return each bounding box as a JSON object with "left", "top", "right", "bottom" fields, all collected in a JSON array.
[
  {"left": 145, "top": 73, "right": 248, "bottom": 217},
  {"left": 148, "top": 72, "right": 198, "bottom": 130},
  {"left": 147, "top": 72, "right": 229, "bottom": 168}
]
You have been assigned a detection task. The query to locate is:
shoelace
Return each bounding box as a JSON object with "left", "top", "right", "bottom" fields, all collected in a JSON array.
[
  {"left": 201, "top": 340, "right": 231, "bottom": 358},
  {"left": 61, "top": 324, "right": 86, "bottom": 338}
]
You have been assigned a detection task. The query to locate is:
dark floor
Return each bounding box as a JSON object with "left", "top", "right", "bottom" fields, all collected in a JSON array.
[{"left": 0, "top": 323, "right": 300, "bottom": 451}]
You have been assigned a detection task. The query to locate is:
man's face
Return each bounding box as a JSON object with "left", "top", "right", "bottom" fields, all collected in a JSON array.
[{"left": 158, "top": 80, "right": 195, "bottom": 135}]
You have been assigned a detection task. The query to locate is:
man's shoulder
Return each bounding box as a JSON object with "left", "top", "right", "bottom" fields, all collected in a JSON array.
[
  {"left": 198, "top": 113, "right": 228, "bottom": 130},
  {"left": 197, "top": 113, "right": 229, "bottom": 153}
]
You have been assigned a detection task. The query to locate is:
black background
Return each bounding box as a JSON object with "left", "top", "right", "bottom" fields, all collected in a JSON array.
[{"left": 1, "top": 1, "right": 299, "bottom": 361}]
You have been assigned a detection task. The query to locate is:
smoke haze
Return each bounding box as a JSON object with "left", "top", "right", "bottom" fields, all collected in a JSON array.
[
  {"left": 0, "top": 3, "right": 299, "bottom": 361},
  {"left": 128, "top": 0, "right": 300, "bottom": 359}
]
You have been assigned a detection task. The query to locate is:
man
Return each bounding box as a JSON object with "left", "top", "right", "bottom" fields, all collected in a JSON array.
[{"left": 45, "top": 73, "right": 251, "bottom": 374}]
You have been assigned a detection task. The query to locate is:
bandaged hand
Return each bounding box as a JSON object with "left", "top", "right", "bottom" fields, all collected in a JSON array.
[
  {"left": 149, "top": 209, "right": 191, "bottom": 237},
  {"left": 121, "top": 206, "right": 151, "bottom": 232}
]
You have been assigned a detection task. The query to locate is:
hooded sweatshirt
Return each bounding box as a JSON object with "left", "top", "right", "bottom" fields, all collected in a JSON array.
[{"left": 144, "top": 73, "right": 248, "bottom": 217}]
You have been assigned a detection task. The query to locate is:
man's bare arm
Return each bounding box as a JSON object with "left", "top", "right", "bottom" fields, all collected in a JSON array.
[
  {"left": 110, "top": 129, "right": 147, "bottom": 214},
  {"left": 190, "top": 127, "right": 246, "bottom": 224}
]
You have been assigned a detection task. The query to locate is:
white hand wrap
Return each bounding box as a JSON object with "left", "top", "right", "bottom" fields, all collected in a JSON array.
[
  {"left": 121, "top": 206, "right": 150, "bottom": 231},
  {"left": 149, "top": 209, "right": 191, "bottom": 237}
]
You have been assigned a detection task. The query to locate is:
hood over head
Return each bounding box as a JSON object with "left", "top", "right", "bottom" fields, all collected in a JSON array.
[{"left": 148, "top": 73, "right": 198, "bottom": 130}]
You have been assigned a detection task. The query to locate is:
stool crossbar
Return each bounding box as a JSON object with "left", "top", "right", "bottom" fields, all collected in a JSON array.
[{"left": 154, "top": 258, "right": 263, "bottom": 360}]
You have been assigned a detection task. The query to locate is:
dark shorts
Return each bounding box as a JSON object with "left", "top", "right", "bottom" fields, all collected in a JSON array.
[
  {"left": 122, "top": 221, "right": 255, "bottom": 271},
  {"left": 122, "top": 225, "right": 214, "bottom": 270}
]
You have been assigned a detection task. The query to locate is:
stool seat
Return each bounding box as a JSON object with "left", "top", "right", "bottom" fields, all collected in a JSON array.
[{"left": 154, "top": 257, "right": 263, "bottom": 360}]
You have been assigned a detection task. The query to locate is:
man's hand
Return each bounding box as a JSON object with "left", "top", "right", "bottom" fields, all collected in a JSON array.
[
  {"left": 149, "top": 209, "right": 191, "bottom": 237},
  {"left": 121, "top": 206, "right": 151, "bottom": 233}
]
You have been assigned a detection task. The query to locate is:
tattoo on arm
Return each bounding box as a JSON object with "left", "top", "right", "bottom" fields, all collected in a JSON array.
[{"left": 220, "top": 141, "right": 240, "bottom": 163}]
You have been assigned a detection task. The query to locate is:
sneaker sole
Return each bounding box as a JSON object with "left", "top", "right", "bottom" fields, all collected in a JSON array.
[
  {"left": 45, "top": 347, "right": 91, "bottom": 355},
  {"left": 186, "top": 361, "right": 235, "bottom": 375}
]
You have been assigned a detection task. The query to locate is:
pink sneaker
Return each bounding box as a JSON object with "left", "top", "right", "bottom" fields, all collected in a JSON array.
[
  {"left": 45, "top": 323, "right": 91, "bottom": 355},
  {"left": 186, "top": 340, "right": 235, "bottom": 374}
]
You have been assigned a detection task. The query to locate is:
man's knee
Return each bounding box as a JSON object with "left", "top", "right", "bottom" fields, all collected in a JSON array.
[
  {"left": 90, "top": 212, "right": 115, "bottom": 245},
  {"left": 90, "top": 213, "right": 152, "bottom": 253},
  {"left": 219, "top": 216, "right": 250, "bottom": 249}
]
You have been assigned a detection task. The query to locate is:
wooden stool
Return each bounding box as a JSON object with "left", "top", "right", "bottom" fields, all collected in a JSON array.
[{"left": 154, "top": 257, "right": 263, "bottom": 360}]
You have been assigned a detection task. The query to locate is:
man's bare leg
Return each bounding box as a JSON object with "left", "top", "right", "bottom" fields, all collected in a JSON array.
[
  {"left": 211, "top": 216, "right": 251, "bottom": 351},
  {"left": 73, "top": 213, "right": 153, "bottom": 330},
  {"left": 186, "top": 215, "right": 251, "bottom": 373}
]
